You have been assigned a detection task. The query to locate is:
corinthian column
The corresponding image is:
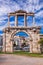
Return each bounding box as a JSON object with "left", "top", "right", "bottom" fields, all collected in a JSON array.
[
  {"left": 15, "top": 15, "right": 18, "bottom": 26},
  {"left": 8, "top": 16, "right": 10, "bottom": 27},
  {"left": 24, "top": 15, "right": 27, "bottom": 27}
]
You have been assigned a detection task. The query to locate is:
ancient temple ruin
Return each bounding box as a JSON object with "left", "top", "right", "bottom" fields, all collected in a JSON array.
[{"left": 3, "top": 10, "right": 41, "bottom": 53}]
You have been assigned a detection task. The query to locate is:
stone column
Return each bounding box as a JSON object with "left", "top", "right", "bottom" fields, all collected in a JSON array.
[
  {"left": 8, "top": 16, "right": 10, "bottom": 27},
  {"left": 3, "top": 32, "right": 6, "bottom": 52},
  {"left": 15, "top": 15, "right": 18, "bottom": 26},
  {"left": 30, "top": 42, "right": 33, "bottom": 53},
  {"left": 32, "top": 17, "right": 35, "bottom": 26},
  {"left": 37, "top": 34, "right": 41, "bottom": 53},
  {"left": 24, "top": 15, "right": 27, "bottom": 26}
]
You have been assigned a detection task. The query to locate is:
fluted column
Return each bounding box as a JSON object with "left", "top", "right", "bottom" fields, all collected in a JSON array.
[
  {"left": 24, "top": 15, "right": 27, "bottom": 27},
  {"left": 8, "top": 16, "right": 10, "bottom": 27},
  {"left": 15, "top": 15, "right": 18, "bottom": 26}
]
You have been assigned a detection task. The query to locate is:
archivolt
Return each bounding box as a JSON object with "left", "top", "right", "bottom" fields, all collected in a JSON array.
[{"left": 11, "top": 30, "right": 33, "bottom": 40}]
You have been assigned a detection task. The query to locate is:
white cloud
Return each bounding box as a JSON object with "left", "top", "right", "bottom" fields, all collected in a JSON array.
[
  {"left": 0, "top": 0, "right": 43, "bottom": 33},
  {"left": 0, "top": 0, "right": 21, "bottom": 31},
  {"left": 35, "top": 11, "right": 43, "bottom": 18},
  {"left": 0, "top": 16, "right": 8, "bottom": 21},
  {"left": 0, "top": 22, "right": 8, "bottom": 30},
  {"left": 0, "top": 0, "right": 21, "bottom": 15},
  {"left": 33, "top": 0, "right": 39, "bottom": 5}
]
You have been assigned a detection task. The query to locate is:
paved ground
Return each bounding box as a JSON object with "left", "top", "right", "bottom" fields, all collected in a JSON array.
[{"left": 0, "top": 54, "right": 43, "bottom": 65}]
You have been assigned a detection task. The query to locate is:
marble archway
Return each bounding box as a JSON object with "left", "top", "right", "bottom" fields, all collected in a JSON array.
[{"left": 10, "top": 30, "right": 33, "bottom": 52}]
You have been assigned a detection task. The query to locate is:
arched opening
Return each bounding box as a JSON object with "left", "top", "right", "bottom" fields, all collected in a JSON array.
[
  {"left": 15, "top": 31, "right": 29, "bottom": 37},
  {"left": 12, "top": 31, "right": 32, "bottom": 52}
]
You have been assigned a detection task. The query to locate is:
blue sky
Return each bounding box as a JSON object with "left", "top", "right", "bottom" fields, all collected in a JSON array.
[{"left": 0, "top": 0, "right": 43, "bottom": 36}]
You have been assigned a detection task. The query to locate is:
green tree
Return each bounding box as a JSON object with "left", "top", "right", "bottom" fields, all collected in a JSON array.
[
  {"left": 38, "top": 38, "right": 43, "bottom": 45},
  {"left": 38, "top": 38, "right": 43, "bottom": 53}
]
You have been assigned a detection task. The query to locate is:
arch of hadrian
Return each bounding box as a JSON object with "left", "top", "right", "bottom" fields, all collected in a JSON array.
[{"left": 3, "top": 10, "right": 41, "bottom": 53}]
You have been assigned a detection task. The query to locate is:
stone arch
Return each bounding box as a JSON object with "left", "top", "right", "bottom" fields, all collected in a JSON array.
[
  {"left": 10, "top": 30, "right": 33, "bottom": 52},
  {"left": 11, "top": 30, "right": 33, "bottom": 41}
]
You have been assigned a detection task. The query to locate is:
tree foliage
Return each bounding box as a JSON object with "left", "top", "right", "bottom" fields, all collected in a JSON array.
[{"left": 38, "top": 38, "right": 43, "bottom": 45}]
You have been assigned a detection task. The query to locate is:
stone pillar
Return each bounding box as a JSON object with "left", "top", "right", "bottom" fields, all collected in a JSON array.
[
  {"left": 8, "top": 16, "right": 10, "bottom": 27},
  {"left": 5, "top": 33, "right": 13, "bottom": 52},
  {"left": 37, "top": 34, "right": 41, "bottom": 53},
  {"left": 24, "top": 15, "right": 27, "bottom": 26},
  {"left": 3, "top": 32, "right": 6, "bottom": 52},
  {"left": 10, "top": 41, "right": 13, "bottom": 52},
  {"left": 30, "top": 42, "right": 33, "bottom": 53},
  {"left": 15, "top": 15, "right": 18, "bottom": 26},
  {"left": 32, "top": 17, "right": 35, "bottom": 26},
  {"left": 32, "top": 33, "right": 41, "bottom": 53}
]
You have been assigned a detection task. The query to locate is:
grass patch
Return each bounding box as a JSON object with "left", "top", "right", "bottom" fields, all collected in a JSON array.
[
  {"left": 13, "top": 51, "right": 43, "bottom": 57},
  {"left": 0, "top": 52, "right": 4, "bottom": 54},
  {"left": 0, "top": 51, "right": 43, "bottom": 57}
]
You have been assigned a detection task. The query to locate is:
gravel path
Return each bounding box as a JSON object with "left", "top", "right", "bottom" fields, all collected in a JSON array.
[{"left": 0, "top": 54, "right": 43, "bottom": 65}]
